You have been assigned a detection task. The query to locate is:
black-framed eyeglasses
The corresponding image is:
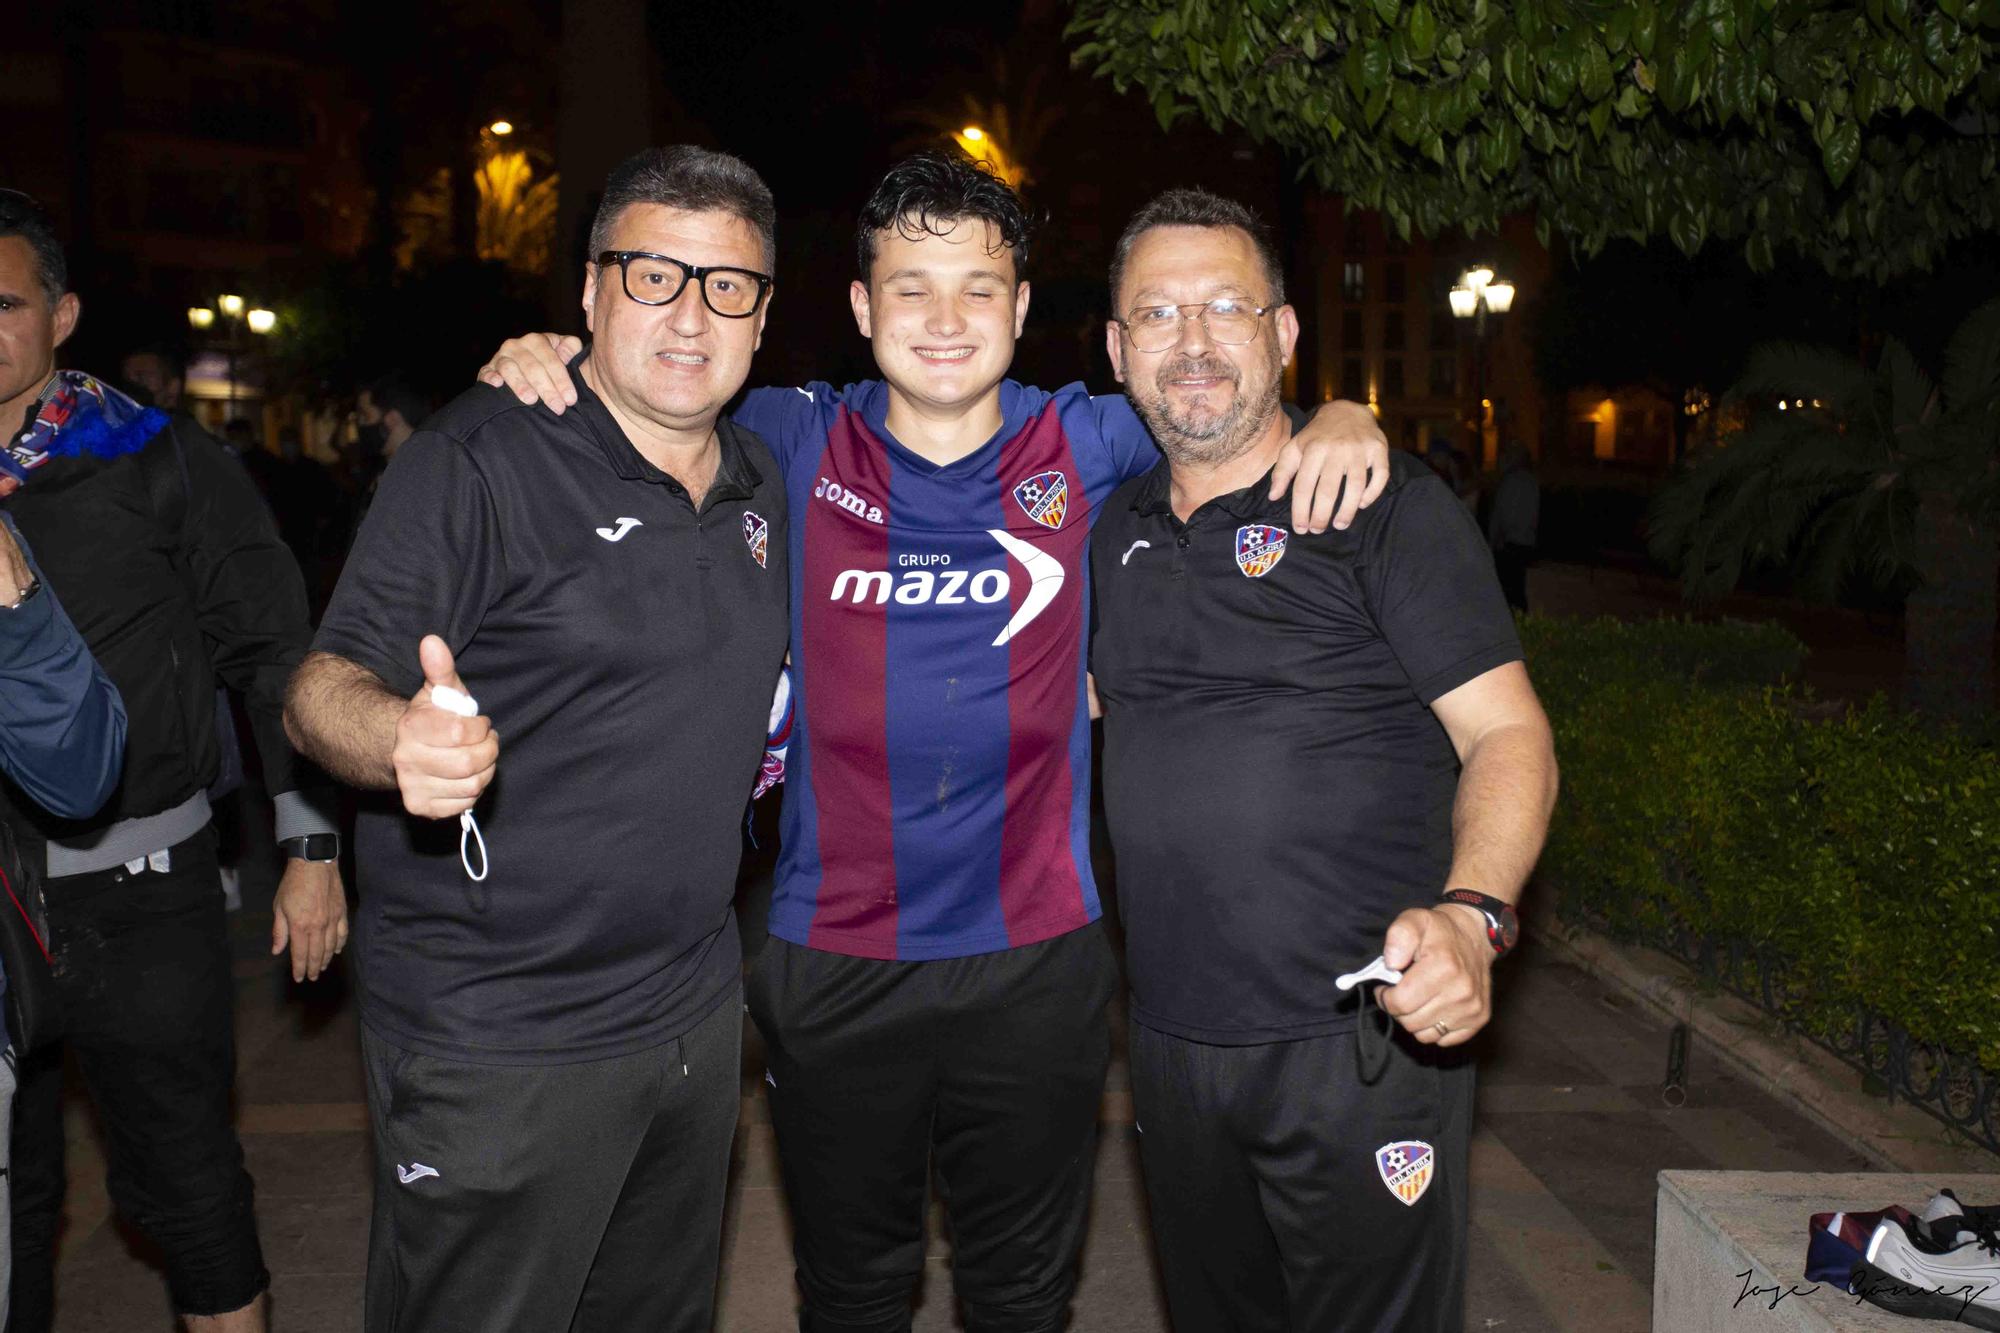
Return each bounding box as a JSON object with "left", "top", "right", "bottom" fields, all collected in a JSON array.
[
  {"left": 596, "top": 250, "right": 772, "bottom": 318},
  {"left": 1116, "top": 298, "right": 1278, "bottom": 353}
]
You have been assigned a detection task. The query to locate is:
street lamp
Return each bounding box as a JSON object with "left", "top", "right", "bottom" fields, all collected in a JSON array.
[
  {"left": 1450, "top": 265, "right": 1514, "bottom": 466},
  {"left": 191, "top": 293, "right": 275, "bottom": 424},
  {"left": 487, "top": 120, "right": 514, "bottom": 136}
]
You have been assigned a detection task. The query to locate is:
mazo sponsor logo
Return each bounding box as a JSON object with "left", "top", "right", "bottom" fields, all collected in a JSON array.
[{"left": 828, "top": 529, "right": 1063, "bottom": 647}]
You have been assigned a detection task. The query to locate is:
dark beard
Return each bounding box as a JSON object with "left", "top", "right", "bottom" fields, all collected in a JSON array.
[{"left": 1134, "top": 352, "right": 1282, "bottom": 469}]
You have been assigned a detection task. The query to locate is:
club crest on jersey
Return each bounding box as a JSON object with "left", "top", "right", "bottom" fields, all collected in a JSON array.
[
  {"left": 1013, "top": 471, "right": 1070, "bottom": 530},
  {"left": 1375, "top": 1140, "right": 1435, "bottom": 1206},
  {"left": 742, "top": 512, "right": 770, "bottom": 568},
  {"left": 1235, "top": 524, "right": 1288, "bottom": 578}
]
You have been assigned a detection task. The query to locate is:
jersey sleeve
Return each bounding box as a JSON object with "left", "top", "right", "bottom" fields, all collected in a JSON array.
[
  {"left": 733, "top": 384, "right": 838, "bottom": 471},
  {"left": 1358, "top": 472, "right": 1523, "bottom": 705},
  {"left": 1050, "top": 387, "right": 1161, "bottom": 489},
  {"left": 312, "top": 431, "right": 503, "bottom": 698}
]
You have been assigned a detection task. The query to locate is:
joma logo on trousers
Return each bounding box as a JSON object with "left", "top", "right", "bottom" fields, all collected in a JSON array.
[{"left": 829, "top": 529, "right": 1063, "bottom": 647}]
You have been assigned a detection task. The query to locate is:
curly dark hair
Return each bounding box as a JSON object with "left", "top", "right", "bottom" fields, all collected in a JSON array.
[{"left": 855, "top": 151, "right": 1032, "bottom": 283}]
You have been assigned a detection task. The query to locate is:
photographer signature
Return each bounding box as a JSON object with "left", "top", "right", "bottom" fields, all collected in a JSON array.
[
  {"left": 1732, "top": 1268, "right": 1996, "bottom": 1319},
  {"left": 1732, "top": 1271, "right": 1819, "bottom": 1310}
]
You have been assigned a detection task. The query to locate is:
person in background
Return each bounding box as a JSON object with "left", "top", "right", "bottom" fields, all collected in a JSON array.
[
  {"left": 346, "top": 373, "right": 431, "bottom": 544},
  {"left": 1, "top": 186, "right": 342, "bottom": 1333},
  {"left": 1487, "top": 440, "right": 1540, "bottom": 613},
  {"left": 120, "top": 342, "right": 259, "bottom": 908}
]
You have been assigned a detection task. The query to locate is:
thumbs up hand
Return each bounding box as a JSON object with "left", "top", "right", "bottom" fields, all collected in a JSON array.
[{"left": 392, "top": 634, "right": 499, "bottom": 819}]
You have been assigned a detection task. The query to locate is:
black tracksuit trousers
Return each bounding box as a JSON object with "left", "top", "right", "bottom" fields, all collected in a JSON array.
[
  {"left": 747, "top": 923, "right": 1118, "bottom": 1333},
  {"left": 1129, "top": 1020, "right": 1474, "bottom": 1333}
]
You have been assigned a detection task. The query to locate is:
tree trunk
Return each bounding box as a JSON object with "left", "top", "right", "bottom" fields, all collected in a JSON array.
[{"left": 1905, "top": 488, "right": 1997, "bottom": 723}]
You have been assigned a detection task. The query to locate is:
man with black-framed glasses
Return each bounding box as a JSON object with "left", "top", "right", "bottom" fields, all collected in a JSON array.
[{"left": 285, "top": 146, "right": 790, "bottom": 1332}]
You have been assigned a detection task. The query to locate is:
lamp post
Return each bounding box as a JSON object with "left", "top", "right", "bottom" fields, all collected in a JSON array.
[
  {"left": 1449, "top": 266, "right": 1515, "bottom": 468},
  {"left": 186, "top": 296, "right": 275, "bottom": 427}
]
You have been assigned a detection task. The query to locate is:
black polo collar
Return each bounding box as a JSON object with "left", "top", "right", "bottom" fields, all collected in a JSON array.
[
  {"left": 1130, "top": 456, "right": 1283, "bottom": 524},
  {"left": 565, "top": 349, "right": 763, "bottom": 503}
]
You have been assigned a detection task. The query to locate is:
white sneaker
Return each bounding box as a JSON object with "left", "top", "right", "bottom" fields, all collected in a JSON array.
[
  {"left": 1923, "top": 1189, "right": 2000, "bottom": 1246},
  {"left": 1855, "top": 1215, "right": 2000, "bottom": 1330}
]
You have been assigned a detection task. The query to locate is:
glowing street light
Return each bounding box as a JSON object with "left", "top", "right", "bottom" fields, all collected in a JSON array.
[
  {"left": 187, "top": 306, "right": 216, "bottom": 330},
  {"left": 246, "top": 308, "right": 277, "bottom": 334},
  {"left": 217, "top": 293, "right": 244, "bottom": 317},
  {"left": 488, "top": 120, "right": 514, "bottom": 136},
  {"left": 1449, "top": 265, "right": 1516, "bottom": 466}
]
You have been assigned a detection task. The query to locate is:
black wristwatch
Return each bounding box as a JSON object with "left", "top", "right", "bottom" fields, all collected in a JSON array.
[
  {"left": 279, "top": 833, "right": 341, "bottom": 863},
  {"left": 1440, "top": 888, "right": 1519, "bottom": 958}
]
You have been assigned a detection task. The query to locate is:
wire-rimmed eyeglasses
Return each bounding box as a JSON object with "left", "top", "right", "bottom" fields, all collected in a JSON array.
[
  {"left": 596, "top": 250, "right": 772, "bottom": 318},
  {"left": 1115, "top": 298, "right": 1277, "bottom": 353}
]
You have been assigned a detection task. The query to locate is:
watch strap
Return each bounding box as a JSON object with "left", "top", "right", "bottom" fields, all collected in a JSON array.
[
  {"left": 279, "top": 832, "right": 341, "bottom": 863},
  {"left": 1440, "top": 888, "right": 1518, "bottom": 957}
]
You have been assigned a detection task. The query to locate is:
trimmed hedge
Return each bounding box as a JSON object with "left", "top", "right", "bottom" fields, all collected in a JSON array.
[{"left": 1523, "top": 616, "right": 2000, "bottom": 1075}]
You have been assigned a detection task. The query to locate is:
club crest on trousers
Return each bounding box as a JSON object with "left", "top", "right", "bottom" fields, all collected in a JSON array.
[{"left": 1375, "top": 1140, "right": 1435, "bottom": 1206}]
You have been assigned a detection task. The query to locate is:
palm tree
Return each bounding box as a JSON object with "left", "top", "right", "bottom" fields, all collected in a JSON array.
[{"left": 1649, "top": 298, "right": 2000, "bottom": 722}]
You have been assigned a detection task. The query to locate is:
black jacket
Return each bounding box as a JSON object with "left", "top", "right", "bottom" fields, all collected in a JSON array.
[{"left": 0, "top": 415, "right": 319, "bottom": 839}]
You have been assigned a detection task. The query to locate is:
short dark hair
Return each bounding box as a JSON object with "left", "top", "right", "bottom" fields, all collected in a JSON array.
[
  {"left": 362, "top": 373, "right": 431, "bottom": 428},
  {"left": 855, "top": 152, "right": 1032, "bottom": 283},
  {"left": 1109, "top": 188, "right": 1285, "bottom": 314},
  {"left": 0, "top": 189, "right": 68, "bottom": 303},
  {"left": 587, "top": 146, "right": 776, "bottom": 272}
]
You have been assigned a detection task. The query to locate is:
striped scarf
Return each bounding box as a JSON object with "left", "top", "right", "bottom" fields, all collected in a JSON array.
[{"left": 2, "top": 370, "right": 168, "bottom": 499}]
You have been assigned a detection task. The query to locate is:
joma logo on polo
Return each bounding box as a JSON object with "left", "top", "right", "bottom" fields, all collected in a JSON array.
[{"left": 815, "top": 477, "right": 884, "bottom": 525}]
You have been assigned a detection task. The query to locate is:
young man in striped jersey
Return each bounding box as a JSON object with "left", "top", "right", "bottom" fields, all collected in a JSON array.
[{"left": 479, "top": 151, "right": 1388, "bottom": 1332}]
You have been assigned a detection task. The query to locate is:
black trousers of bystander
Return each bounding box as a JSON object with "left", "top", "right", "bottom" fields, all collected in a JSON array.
[{"left": 9, "top": 826, "right": 267, "bottom": 1328}]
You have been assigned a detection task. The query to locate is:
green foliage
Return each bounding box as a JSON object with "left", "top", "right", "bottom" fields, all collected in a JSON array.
[
  {"left": 1066, "top": 0, "right": 2000, "bottom": 279},
  {"left": 1524, "top": 615, "right": 2000, "bottom": 1073},
  {"left": 1649, "top": 296, "right": 2000, "bottom": 601}
]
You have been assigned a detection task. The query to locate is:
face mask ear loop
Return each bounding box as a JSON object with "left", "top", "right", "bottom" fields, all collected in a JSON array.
[
  {"left": 460, "top": 811, "right": 489, "bottom": 882},
  {"left": 1355, "top": 982, "right": 1394, "bottom": 1086}
]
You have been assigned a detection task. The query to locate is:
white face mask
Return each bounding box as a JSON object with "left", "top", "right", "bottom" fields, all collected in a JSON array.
[{"left": 430, "top": 686, "right": 490, "bottom": 883}]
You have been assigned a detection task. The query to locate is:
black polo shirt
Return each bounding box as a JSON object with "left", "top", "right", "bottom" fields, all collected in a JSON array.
[
  {"left": 1089, "top": 450, "right": 1520, "bottom": 1045},
  {"left": 315, "top": 357, "right": 789, "bottom": 1064}
]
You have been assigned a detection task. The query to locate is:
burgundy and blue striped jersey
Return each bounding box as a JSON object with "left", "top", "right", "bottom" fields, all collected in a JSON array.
[{"left": 735, "top": 379, "right": 1158, "bottom": 960}]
